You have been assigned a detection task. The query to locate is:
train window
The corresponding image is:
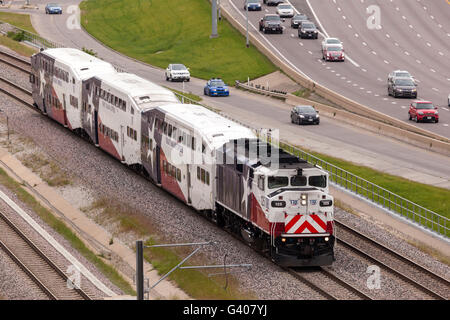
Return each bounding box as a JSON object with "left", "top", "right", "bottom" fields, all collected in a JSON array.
[
  {"left": 206, "top": 172, "right": 210, "bottom": 185},
  {"left": 182, "top": 132, "right": 186, "bottom": 145},
  {"left": 134, "top": 130, "right": 137, "bottom": 141},
  {"left": 149, "top": 138, "right": 153, "bottom": 150},
  {"left": 168, "top": 124, "right": 172, "bottom": 137},
  {"left": 236, "top": 163, "right": 243, "bottom": 173},
  {"left": 177, "top": 169, "right": 181, "bottom": 182},
  {"left": 171, "top": 165, "right": 176, "bottom": 177},
  {"left": 197, "top": 166, "right": 200, "bottom": 180},
  {"left": 202, "top": 143, "right": 206, "bottom": 154},
  {"left": 268, "top": 176, "right": 288, "bottom": 189},
  {"left": 309, "top": 175, "right": 327, "bottom": 188},
  {"left": 172, "top": 127, "right": 177, "bottom": 138},
  {"left": 201, "top": 169, "right": 205, "bottom": 183},
  {"left": 258, "top": 176, "right": 265, "bottom": 190},
  {"left": 118, "top": 98, "right": 122, "bottom": 108},
  {"left": 186, "top": 135, "right": 191, "bottom": 148},
  {"left": 191, "top": 137, "right": 195, "bottom": 151},
  {"left": 163, "top": 122, "right": 168, "bottom": 135},
  {"left": 131, "top": 107, "right": 135, "bottom": 115},
  {"left": 291, "top": 175, "right": 307, "bottom": 186},
  {"left": 122, "top": 101, "right": 126, "bottom": 111}
]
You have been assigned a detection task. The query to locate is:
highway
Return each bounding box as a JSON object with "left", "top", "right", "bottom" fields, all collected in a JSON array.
[
  {"left": 1, "top": 0, "right": 449, "bottom": 188},
  {"left": 225, "top": 0, "right": 450, "bottom": 138}
]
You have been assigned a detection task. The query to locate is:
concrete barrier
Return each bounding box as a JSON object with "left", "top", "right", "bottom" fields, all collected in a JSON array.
[
  {"left": 219, "top": 4, "right": 450, "bottom": 145},
  {"left": 286, "top": 94, "right": 450, "bottom": 156}
]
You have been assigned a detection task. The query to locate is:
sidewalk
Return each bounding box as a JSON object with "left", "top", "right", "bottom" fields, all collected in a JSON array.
[{"left": 0, "top": 145, "right": 190, "bottom": 300}]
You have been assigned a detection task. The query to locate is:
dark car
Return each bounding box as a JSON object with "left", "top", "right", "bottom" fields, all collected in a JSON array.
[
  {"left": 264, "top": 0, "right": 284, "bottom": 6},
  {"left": 298, "top": 21, "right": 318, "bottom": 39},
  {"left": 388, "top": 77, "right": 417, "bottom": 98},
  {"left": 204, "top": 78, "right": 229, "bottom": 97},
  {"left": 244, "top": 0, "right": 262, "bottom": 11},
  {"left": 291, "top": 105, "right": 320, "bottom": 125},
  {"left": 45, "top": 3, "right": 62, "bottom": 14},
  {"left": 408, "top": 100, "right": 439, "bottom": 123},
  {"left": 259, "top": 14, "right": 283, "bottom": 34},
  {"left": 291, "top": 14, "right": 308, "bottom": 28}
]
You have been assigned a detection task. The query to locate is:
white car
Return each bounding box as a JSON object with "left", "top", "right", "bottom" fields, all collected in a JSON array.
[
  {"left": 321, "top": 38, "right": 343, "bottom": 51},
  {"left": 276, "top": 3, "right": 294, "bottom": 18},
  {"left": 388, "top": 70, "right": 415, "bottom": 84},
  {"left": 165, "top": 64, "right": 190, "bottom": 82}
]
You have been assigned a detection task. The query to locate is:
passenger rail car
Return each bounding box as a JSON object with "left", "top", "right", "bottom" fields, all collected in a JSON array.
[{"left": 30, "top": 48, "right": 335, "bottom": 266}]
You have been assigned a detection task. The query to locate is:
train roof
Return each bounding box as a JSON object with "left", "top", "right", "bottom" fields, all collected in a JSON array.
[
  {"left": 156, "top": 103, "right": 256, "bottom": 149},
  {"left": 41, "top": 48, "right": 116, "bottom": 78},
  {"left": 94, "top": 72, "right": 178, "bottom": 109}
]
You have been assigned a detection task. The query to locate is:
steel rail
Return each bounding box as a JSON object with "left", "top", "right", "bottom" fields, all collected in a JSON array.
[
  {"left": 0, "top": 211, "right": 91, "bottom": 300},
  {"left": 0, "top": 75, "right": 34, "bottom": 108},
  {"left": 335, "top": 220, "right": 449, "bottom": 300},
  {"left": 0, "top": 50, "right": 31, "bottom": 74}
]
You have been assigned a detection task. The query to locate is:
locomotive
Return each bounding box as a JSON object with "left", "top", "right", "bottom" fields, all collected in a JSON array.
[{"left": 29, "top": 48, "right": 335, "bottom": 266}]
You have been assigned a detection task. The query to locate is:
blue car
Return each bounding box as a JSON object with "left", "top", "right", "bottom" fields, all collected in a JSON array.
[
  {"left": 45, "top": 3, "right": 62, "bottom": 14},
  {"left": 204, "top": 78, "right": 229, "bottom": 97}
]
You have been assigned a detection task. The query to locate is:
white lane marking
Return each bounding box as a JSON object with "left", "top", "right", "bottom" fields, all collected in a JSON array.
[
  {"left": 361, "top": 68, "right": 367, "bottom": 72},
  {"left": 384, "top": 60, "right": 389, "bottom": 64},
  {"left": 308, "top": 50, "right": 313, "bottom": 54},
  {"left": 366, "top": 90, "right": 372, "bottom": 94},
  {"left": 0, "top": 190, "right": 116, "bottom": 296},
  {"left": 426, "top": 42, "right": 431, "bottom": 47},
  {"left": 354, "top": 33, "right": 359, "bottom": 37},
  {"left": 401, "top": 106, "right": 407, "bottom": 109},
  {"left": 394, "top": 42, "right": 399, "bottom": 46},
  {"left": 432, "top": 88, "right": 439, "bottom": 92},
  {"left": 439, "top": 52, "right": 444, "bottom": 56},
  {"left": 444, "top": 124, "right": 449, "bottom": 127},
  {"left": 299, "top": 42, "right": 304, "bottom": 46},
  {"left": 362, "top": 42, "right": 367, "bottom": 46},
  {"left": 372, "top": 51, "right": 377, "bottom": 55},
  {"left": 386, "top": 33, "right": 390, "bottom": 38},
  {"left": 430, "top": 68, "right": 436, "bottom": 73},
  {"left": 391, "top": 101, "right": 397, "bottom": 104},
  {"left": 404, "top": 51, "right": 410, "bottom": 55}
]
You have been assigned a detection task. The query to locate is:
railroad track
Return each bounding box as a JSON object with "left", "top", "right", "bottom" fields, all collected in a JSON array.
[
  {"left": 0, "top": 75, "right": 34, "bottom": 108},
  {"left": 335, "top": 220, "right": 450, "bottom": 300},
  {"left": 288, "top": 266, "right": 373, "bottom": 300},
  {"left": 0, "top": 50, "right": 31, "bottom": 74},
  {"left": 0, "top": 211, "right": 91, "bottom": 300}
]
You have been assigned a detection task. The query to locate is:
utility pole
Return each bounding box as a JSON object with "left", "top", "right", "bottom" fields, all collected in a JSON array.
[
  {"left": 245, "top": 0, "right": 249, "bottom": 47},
  {"left": 136, "top": 240, "right": 144, "bottom": 300},
  {"left": 211, "top": 0, "right": 219, "bottom": 38}
]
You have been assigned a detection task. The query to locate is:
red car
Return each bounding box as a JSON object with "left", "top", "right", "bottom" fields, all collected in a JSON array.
[
  {"left": 322, "top": 46, "right": 345, "bottom": 61},
  {"left": 408, "top": 100, "right": 439, "bottom": 123}
]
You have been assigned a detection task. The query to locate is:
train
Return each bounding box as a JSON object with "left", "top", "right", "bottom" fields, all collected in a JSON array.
[{"left": 29, "top": 48, "right": 335, "bottom": 266}]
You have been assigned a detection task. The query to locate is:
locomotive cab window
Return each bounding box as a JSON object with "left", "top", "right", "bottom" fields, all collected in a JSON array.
[
  {"left": 291, "top": 175, "right": 307, "bottom": 186},
  {"left": 258, "top": 175, "right": 265, "bottom": 191},
  {"left": 309, "top": 175, "right": 327, "bottom": 188},
  {"left": 268, "top": 176, "right": 288, "bottom": 189}
]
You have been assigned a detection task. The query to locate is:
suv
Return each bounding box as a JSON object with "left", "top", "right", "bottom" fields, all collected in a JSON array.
[
  {"left": 259, "top": 14, "right": 283, "bottom": 34},
  {"left": 264, "top": 0, "right": 284, "bottom": 6},
  {"left": 291, "top": 105, "right": 320, "bottom": 125},
  {"left": 388, "top": 77, "right": 417, "bottom": 98},
  {"left": 165, "top": 64, "right": 190, "bottom": 82},
  {"left": 291, "top": 14, "right": 308, "bottom": 28},
  {"left": 298, "top": 21, "right": 318, "bottom": 39},
  {"left": 408, "top": 101, "right": 439, "bottom": 123}
]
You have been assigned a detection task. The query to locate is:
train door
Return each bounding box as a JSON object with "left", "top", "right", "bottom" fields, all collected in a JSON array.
[
  {"left": 156, "top": 145, "right": 161, "bottom": 184},
  {"left": 62, "top": 93, "right": 68, "bottom": 127},
  {"left": 187, "top": 164, "right": 192, "bottom": 204},
  {"left": 94, "top": 108, "right": 99, "bottom": 146},
  {"left": 120, "top": 125, "right": 125, "bottom": 162}
]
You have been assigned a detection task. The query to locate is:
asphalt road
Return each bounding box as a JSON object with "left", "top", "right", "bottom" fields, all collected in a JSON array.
[
  {"left": 227, "top": 0, "right": 450, "bottom": 138},
  {"left": 1, "top": 0, "right": 449, "bottom": 187}
]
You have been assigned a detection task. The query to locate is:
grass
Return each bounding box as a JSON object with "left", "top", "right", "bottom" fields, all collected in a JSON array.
[
  {"left": 167, "top": 87, "right": 203, "bottom": 103},
  {"left": 282, "top": 143, "right": 450, "bottom": 235},
  {"left": 292, "top": 88, "right": 311, "bottom": 99},
  {"left": 19, "top": 153, "right": 72, "bottom": 187},
  {"left": 0, "top": 34, "right": 38, "bottom": 56},
  {"left": 0, "top": 12, "right": 37, "bottom": 33},
  {"left": 0, "top": 168, "right": 136, "bottom": 295},
  {"left": 79, "top": 0, "right": 277, "bottom": 85},
  {"left": 84, "top": 197, "right": 255, "bottom": 299}
]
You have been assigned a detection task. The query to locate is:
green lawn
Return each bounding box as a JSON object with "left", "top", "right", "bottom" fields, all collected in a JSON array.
[
  {"left": 0, "top": 12, "right": 37, "bottom": 33},
  {"left": 80, "top": 0, "right": 277, "bottom": 84}
]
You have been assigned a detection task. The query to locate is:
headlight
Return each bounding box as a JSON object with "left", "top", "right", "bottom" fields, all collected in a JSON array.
[
  {"left": 412, "top": 89, "right": 416, "bottom": 92},
  {"left": 316, "top": 114, "right": 319, "bottom": 118},
  {"left": 435, "top": 111, "right": 438, "bottom": 115},
  {"left": 299, "top": 115, "right": 305, "bottom": 118},
  {"left": 396, "top": 88, "right": 402, "bottom": 92},
  {"left": 301, "top": 194, "right": 307, "bottom": 200},
  {"left": 314, "top": 30, "right": 318, "bottom": 33},
  {"left": 301, "top": 200, "right": 307, "bottom": 206},
  {"left": 418, "top": 111, "right": 424, "bottom": 115}
]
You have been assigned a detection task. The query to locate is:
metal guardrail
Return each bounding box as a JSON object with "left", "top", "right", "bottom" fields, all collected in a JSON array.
[
  {"left": 235, "top": 80, "right": 287, "bottom": 99},
  {"left": 173, "top": 92, "right": 449, "bottom": 239},
  {"left": 1, "top": 19, "right": 446, "bottom": 239},
  {"left": 0, "top": 20, "right": 64, "bottom": 49}
]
